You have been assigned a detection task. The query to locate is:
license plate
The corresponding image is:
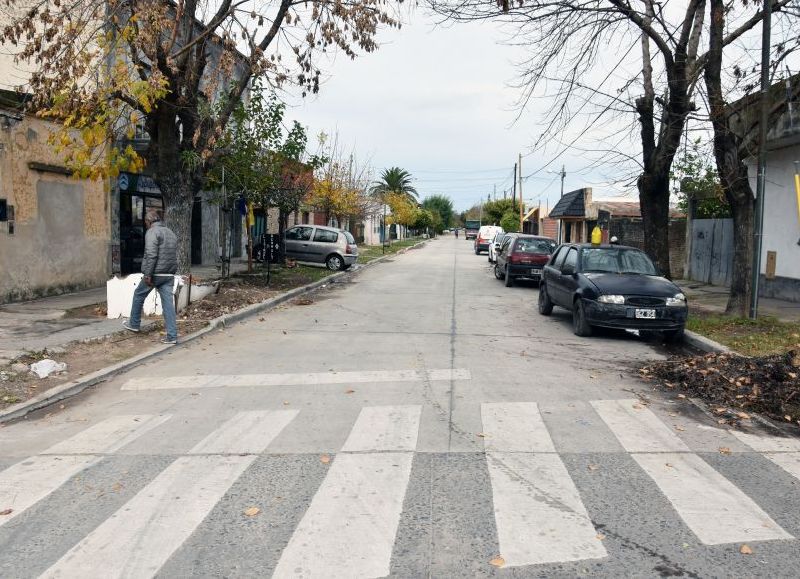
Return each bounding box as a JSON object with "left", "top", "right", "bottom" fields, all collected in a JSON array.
[
  {"left": 531, "top": 268, "right": 541, "bottom": 275},
  {"left": 635, "top": 309, "right": 656, "bottom": 319}
]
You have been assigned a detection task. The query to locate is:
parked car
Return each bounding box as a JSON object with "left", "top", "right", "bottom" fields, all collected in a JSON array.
[
  {"left": 474, "top": 225, "right": 503, "bottom": 255},
  {"left": 538, "top": 243, "right": 687, "bottom": 340},
  {"left": 488, "top": 231, "right": 508, "bottom": 263},
  {"left": 494, "top": 234, "right": 556, "bottom": 287},
  {"left": 284, "top": 224, "right": 358, "bottom": 270}
]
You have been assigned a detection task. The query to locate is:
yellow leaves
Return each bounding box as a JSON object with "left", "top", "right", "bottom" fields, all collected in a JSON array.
[
  {"left": 739, "top": 544, "right": 753, "bottom": 555},
  {"left": 243, "top": 506, "right": 260, "bottom": 517},
  {"left": 320, "top": 454, "right": 331, "bottom": 464},
  {"left": 489, "top": 556, "right": 505, "bottom": 568}
]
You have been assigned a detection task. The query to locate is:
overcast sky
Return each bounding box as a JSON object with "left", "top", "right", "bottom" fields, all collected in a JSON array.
[{"left": 286, "top": 11, "right": 635, "bottom": 212}]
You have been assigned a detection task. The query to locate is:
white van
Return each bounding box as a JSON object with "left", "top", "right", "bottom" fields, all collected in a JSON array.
[{"left": 474, "top": 225, "right": 503, "bottom": 255}]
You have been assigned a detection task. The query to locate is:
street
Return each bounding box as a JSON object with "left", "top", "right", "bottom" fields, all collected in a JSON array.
[{"left": 1, "top": 237, "right": 799, "bottom": 578}]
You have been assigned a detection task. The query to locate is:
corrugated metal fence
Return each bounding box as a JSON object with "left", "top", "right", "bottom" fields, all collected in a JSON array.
[{"left": 688, "top": 218, "right": 733, "bottom": 286}]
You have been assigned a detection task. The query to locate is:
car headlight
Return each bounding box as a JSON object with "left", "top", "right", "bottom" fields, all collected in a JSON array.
[
  {"left": 666, "top": 293, "right": 686, "bottom": 306},
  {"left": 597, "top": 294, "right": 625, "bottom": 304}
]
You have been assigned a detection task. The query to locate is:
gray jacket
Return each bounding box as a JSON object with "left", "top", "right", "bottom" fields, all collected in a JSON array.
[{"left": 141, "top": 222, "right": 178, "bottom": 276}]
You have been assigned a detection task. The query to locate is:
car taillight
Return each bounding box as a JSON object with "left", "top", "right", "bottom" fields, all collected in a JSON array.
[
  {"left": 508, "top": 252, "right": 520, "bottom": 264},
  {"left": 346, "top": 244, "right": 357, "bottom": 254}
]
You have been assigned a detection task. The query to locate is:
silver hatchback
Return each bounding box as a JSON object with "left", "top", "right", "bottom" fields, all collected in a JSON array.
[{"left": 284, "top": 225, "right": 359, "bottom": 270}]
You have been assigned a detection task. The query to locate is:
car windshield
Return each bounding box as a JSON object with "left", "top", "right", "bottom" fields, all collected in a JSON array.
[
  {"left": 515, "top": 239, "right": 555, "bottom": 254},
  {"left": 581, "top": 248, "right": 658, "bottom": 275}
]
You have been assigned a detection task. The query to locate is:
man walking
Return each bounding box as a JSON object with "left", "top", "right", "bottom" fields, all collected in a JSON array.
[{"left": 123, "top": 209, "right": 179, "bottom": 344}]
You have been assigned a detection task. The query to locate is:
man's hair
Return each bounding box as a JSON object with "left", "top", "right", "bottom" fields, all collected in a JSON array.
[{"left": 145, "top": 209, "right": 162, "bottom": 224}]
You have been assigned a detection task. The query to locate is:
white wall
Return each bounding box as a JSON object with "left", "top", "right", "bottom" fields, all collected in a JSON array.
[{"left": 748, "top": 144, "right": 800, "bottom": 279}]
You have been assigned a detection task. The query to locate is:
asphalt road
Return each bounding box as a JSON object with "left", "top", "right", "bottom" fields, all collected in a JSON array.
[{"left": 2, "top": 237, "right": 800, "bottom": 578}]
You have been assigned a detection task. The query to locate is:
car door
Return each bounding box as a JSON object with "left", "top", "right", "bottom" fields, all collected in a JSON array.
[
  {"left": 309, "top": 228, "right": 339, "bottom": 263},
  {"left": 284, "top": 226, "right": 314, "bottom": 260},
  {"left": 497, "top": 235, "right": 513, "bottom": 273},
  {"left": 555, "top": 247, "right": 579, "bottom": 308},
  {"left": 543, "top": 246, "right": 566, "bottom": 303}
]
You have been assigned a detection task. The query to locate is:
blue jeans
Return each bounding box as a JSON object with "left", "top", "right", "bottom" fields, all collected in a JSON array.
[{"left": 128, "top": 276, "right": 177, "bottom": 341}]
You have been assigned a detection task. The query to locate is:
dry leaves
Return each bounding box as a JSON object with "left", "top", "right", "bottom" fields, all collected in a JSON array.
[
  {"left": 718, "top": 447, "right": 732, "bottom": 455},
  {"left": 489, "top": 556, "right": 505, "bottom": 568},
  {"left": 476, "top": 432, "right": 487, "bottom": 438},
  {"left": 632, "top": 403, "right": 644, "bottom": 410},
  {"left": 587, "top": 464, "right": 600, "bottom": 471},
  {"left": 345, "top": 389, "right": 355, "bottom": 394},
  {"left": 320, "top": 454, "right": 331, "bottom": 464},
  {"left": 674, "top": 425, "right": 686, "bottom": 432},
  {"left": 739, "top": 544, "right": 753, "bottom": 555},
  {"left": 243, "top": 506, "right": 261, "bottom": 517},
  {"left": 0, "top": 508, "right": 12, "bottom": 516},
  {"left": 595, "top": 533, "right": 606, "bottom": 541}
]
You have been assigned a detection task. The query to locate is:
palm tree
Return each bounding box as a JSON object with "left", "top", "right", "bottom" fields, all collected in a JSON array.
[{"left": 369, "top": 167, "right": 418, "bottom": 202}]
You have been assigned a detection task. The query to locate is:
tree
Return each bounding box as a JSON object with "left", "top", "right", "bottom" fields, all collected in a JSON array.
[
  {"left": 704, "top": 0, "right": 799, "bottom": 315},
  {"left": 369, "top": 167, "right": 418, "bottom": 203},
  {"left": 482, "top": 198, "right": 520, "bottom": 226},
  {"left": 385, "top": 191, "right": 419, "bottom": 237},
  {"left": 500, "top": 212, "right": 520, "bottom": 232},
  {"left": 429, "top": 0, "right": 790, "bottom": 276},
  {"left": 671, "top": 139, "right": 729, "bottom": 220},
  {"left": 421, "top": 194, "right": 454, "bottom": 230},
  {"left": 5, "top": 0, "right": 400, "bottom": 271}
]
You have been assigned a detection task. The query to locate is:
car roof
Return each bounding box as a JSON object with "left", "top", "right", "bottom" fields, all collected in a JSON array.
[
  {"left": 567, "top": 243, "right": 641, "bottom": 250},
  {"left": 509, "top": 234, "right": 555, "bottom": 240}
]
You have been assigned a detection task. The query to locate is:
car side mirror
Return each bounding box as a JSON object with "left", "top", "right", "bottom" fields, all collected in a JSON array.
[{"left": 562, "top": 264, "right": 575, "bottom": 275}]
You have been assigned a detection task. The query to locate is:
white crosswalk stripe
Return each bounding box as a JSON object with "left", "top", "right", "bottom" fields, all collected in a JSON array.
[
  {"left": 593, "top": 399, "right": 792, "bottom": 545},
  {"left": 120, "top": 368, "right": 471, "bottom": 391},
  {"left": 40, "top": 410, "right": 297, "bottom": 579},
  {"left": 0, "top": 415, "right": 170, "bottom": 527},
  {"left": 729, "top": 429, "right": 800, "bottom": 482},
  {"left": 273, "top": 405, "right": 421, "bottom": 578},
  {"left": 481, "top": 403, "right": 607, "bottom": 567}
]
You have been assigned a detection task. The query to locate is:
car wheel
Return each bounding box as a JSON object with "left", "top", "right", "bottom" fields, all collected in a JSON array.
[
  {"left": 326, "top": 254, "right": 344, "bottom": 271},
  {"left": 494, "top": 264, "right": 504, "bottom": 280},
  {"left": 488, "top": 254, "right": 492, "bottom": 263},
  {"left": 504, "top": 267, "right": 513, "bottom": 287},
  {"left": 572, "top": 299, "right": 592, "bottom": 337},
  {"left": 538, "top": 284, "right": 553, "bottom": 315},
  {"left": 474, "top": 247, "right": 480, "bottom": 255},
  {"left": 663, "top": 327, "right": 685, "bottom": 343}
]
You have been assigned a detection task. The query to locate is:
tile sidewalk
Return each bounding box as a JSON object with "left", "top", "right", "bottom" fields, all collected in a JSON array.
[{"left": 677, "top": 279, "right": 800, "bottom": 323}]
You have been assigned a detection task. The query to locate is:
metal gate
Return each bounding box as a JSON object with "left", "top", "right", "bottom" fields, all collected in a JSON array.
[{"left": 688, "top": 218, "right": 733, "bottom": 286}]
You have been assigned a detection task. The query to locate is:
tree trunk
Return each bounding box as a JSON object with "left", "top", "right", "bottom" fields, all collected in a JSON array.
[
  {"left": 637, "top": 172, "right": 672, "bottom": 277},
  {"left": 159, "top": 173, "right": 196, "bottom": 274},
  {"left": 705, "top": 0, "right": 754, "bottom": 316}
]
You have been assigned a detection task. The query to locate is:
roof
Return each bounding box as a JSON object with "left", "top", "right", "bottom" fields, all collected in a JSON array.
[
  {"left": 549, "top": 189, "right": 585, "bottom": 218},
  {"left": 594, "top": 201, "right": 685, "bottom": 219}
]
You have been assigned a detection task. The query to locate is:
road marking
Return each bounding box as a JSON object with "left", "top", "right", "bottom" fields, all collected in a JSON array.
[
  {"left": 272, "top": 452, "right": 414, "bottom": 578},
  {"left": 189, "top": 410, "right": 299, "bottom": 454},
  {"left": 42, "top": 414, "right": 171, "bottom": 454},
  {"left": 486, "top": 453, "right": 607, "bottom": 566},
  {"left": 0, "top": 415, "right": 170, "bottom": 527},
  {"left": 591, "top": 399, "right": 689, "bottom": 452},
  {"left": 480, "top": 402, "right": 556, "bottom": 452},
  {"left": 729, "top": 430, "right": 800, "bottom": 453},
  {"left": 633, "top": 453, "right": 792, "bottom": 544},
  {"left": 40, "top": 455, "right": 254, "bottom": 579},
  {"left": 120, "top": 368, "right": 471, "bottom": 390},
  {"left": 480, "top": 403, "right": 606, "bottom": 566},
  {"left": 341, "top": 405, "right": 422, "bottom": 452},
  {"left": 40, "top": 410, "right": 296, "bottom": 578}
]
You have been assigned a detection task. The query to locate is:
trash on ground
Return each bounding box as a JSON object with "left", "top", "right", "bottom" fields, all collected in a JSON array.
[{"left": 30, "top": 359, "right": 68, "bottom": 379}]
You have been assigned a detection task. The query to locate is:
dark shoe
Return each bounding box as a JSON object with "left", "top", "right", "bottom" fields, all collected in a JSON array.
[
  {"left": 160, "top": 337, "right": 177, "bottom": 345},
  {"left": 122, "top": 322, "right": 140, "bottom": 333}
]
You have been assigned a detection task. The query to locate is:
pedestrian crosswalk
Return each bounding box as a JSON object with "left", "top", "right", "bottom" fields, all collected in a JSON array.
[{"left": 1, "top": 399, "right": 799, "bottom": 577}]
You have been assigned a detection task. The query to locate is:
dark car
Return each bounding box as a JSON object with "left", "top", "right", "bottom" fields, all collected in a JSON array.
[
  {"left": 494, "top": 234, "right": 557, "bottom": 287},
  {"left": 538, "top": 243, "right": 688, "bottom": 340}
]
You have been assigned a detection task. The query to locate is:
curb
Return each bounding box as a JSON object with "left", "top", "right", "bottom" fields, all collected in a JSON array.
[
  {"left": 0, "top": 240, "right": 428, "bottom": 423},
  {"left": 683, "top": 329, "right": 731, "bottom": 354}
]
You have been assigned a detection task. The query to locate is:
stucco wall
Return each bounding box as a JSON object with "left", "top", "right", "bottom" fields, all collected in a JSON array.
[
  {"left": 0, "top": 115, "right": 109, "bottom": 303},
  {"left": 747, "top": 145, "right": 800, "bottom": 281}
]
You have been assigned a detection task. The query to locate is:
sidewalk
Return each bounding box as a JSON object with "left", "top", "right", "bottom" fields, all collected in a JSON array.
[
  {"left": 0, "top": 259, "right": 251, "bottom": 364},
  {"left": 677, "top": 279, "right": 800, "bottom": 323}
]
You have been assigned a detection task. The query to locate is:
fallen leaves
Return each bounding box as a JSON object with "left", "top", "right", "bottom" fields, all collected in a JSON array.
[
  {"left": 595, "top": 533, "right": 606, "bottom": 541},
  {"left": 632, "top": 403, "right": 644, "bottom": 410},
  {"left": 587, "top": 464, "right": 600, "bottom": 471},
  {"left": 718, "top": 447, "right": 732, "bottom": 455},
  {"left": 0, "top": 508, "right": 12, "bottom": 516},
  {"left": 489, "top": 556, "right": 505, "bottom": 568},
  {"left": 739, "top": 544, "right": 753, "bottom": 555},
  {"left": 320, "top": 454, "right": 331, "bottom": 464},
  {"left": 344, "top": 389, "right": 355, "bottom": 394},
  {"left": 243, "top": 507, "right": 261, "bottom": 517}
]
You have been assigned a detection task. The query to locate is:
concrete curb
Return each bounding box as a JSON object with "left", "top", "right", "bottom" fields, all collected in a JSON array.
[
  {"left": 683, "top": 329, "right": 731, "bottom": 354},
  {"left": 0, "top": 240, "right": 428, "bottom": 423}
]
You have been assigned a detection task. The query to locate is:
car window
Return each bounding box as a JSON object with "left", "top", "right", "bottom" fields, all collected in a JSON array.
[
  {"left": 562, "top": 248, "right": 578, "bottom": 271},
  {"left": 552, "top": 246, "right": 568, "bottom": 268},
  {"left": 514, "top": 238, "right": 555, "bottom": 254},
  {"left": 286, "top": 226, "right": 313, "bottom": 241},
  {"left": 343, "top": 231, "right": 356, "bottom": 244},
  {"left": 501, "top": 237, "right": 514, "bottom": 252},
  {"left": 581, "top": 248, "right": 657, "bottom": 275},
  {"left": 313, "top": 229, "right": 339, "bottom": 243}
]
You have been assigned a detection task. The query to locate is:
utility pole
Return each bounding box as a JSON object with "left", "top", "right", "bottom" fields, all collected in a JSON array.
[
  {"left": 556, "top": 164, "right": 566, "bottom": 243},
  {"left": 750, "top": 0, "right": 772, "bottom": 320},
  {"left": 512, "top": 163, "right": 517, "bottom": 207},
  {"left": 518, "top": 153, "right": 523, "bottom": 232}
]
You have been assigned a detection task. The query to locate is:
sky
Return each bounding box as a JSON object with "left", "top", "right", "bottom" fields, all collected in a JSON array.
[{"left": 285, "top": 10, "right": 633, "bottom": 213}]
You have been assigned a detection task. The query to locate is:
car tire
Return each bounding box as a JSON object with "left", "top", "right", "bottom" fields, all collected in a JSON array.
[
  {"left": 475, "top": 247, "right": 480, "bottom": 255},
  {"left": 538, "top": 284, "right": 553, "bottom": 315},
  {"left": 504, "top": 267, "right": 513, "bottom": 287},
  {"left": 663, "top": 327, "right": 685, "bottom": 343},
  {"left": 488, "top": 254, "right": 492, "bottom": 263},
  {"left": 326, "top": 254, "right": 344, "bottom": 271},
  {"left": 573, "top": 299, "right": 592, "bottom": 337},
  {"left": 494, "top": 264, "right": 504, "bottom": 280}
]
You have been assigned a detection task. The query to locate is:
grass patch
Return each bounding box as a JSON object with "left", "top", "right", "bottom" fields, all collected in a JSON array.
[
  {"left": 687, "top": 314, "right": 800, "bottom": 356},
  {"left": 359, "top": 238, "right": 426, "bottom": 263}
]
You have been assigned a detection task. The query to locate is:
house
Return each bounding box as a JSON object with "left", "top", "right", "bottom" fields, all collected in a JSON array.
[
  {"left": 522, "top": 206, "right": 558, "bottom": 238},
  {"left": 548, "top": 188, "right": 687, "bottom": 278},
  {"left": 0, "top": 91, "right": 110, "bottom": 303}
]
